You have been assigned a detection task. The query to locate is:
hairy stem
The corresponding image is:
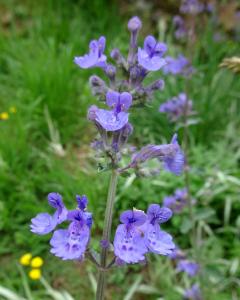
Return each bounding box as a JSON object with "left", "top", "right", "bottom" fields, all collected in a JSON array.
[{"left": 96, "top": 170, "right": 118, "bottom": 300}]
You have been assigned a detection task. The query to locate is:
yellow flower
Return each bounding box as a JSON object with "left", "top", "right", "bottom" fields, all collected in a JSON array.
[
  {"left": 19, "top": 253, "right": 33, "bottom": 266},
  {"left": 29, "top": 269, "right": 41, "bottom": 280},
  {"left": 0, "top": 112, "right": 9, "bottom": 120},
  {"left": 9, "top": 106, "right": 17, "bottom": 113},
  {"left": 30, "top": 256, "right": 44, "bottom": 268}
]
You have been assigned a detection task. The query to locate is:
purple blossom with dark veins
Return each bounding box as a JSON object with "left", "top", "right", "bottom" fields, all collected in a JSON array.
[
  {"left": 31, "top": 194, "right": 93, "bottom": 261},
  {"left": 147, "top": 204, "right": 173, "bottom": 224},
  {"left": 113, "top": 209, "right": 148, "bottom": 264},
  {"left": 88, "top": 105, "right": 129, "bottom": 132},
  {"left": 184, "top": 284, "right": 202, "bottom": 300},
  {"left": 30, "top": 213, "right": 58, "bottom": 235},
  {"left": 74, "top": 36, "right": 107, "bottom": 69},
  {"left": 142, "top": 204, "right": 175, "bottom": 255},
  {"left": 67, "top": 209, "right": 93, "bottom": 229},
  {"left": 88, "top": 91, "right": 132, "bottom": 132},
  {"left": 177, "top": 260, "right": 200, "bottom": 277},
  {"left": 50, "top": 221, "right": 90, "bottom": 260},
  {"left": 180, "top": 0, "right": 204, "bottom": 15},
  {"left": 76, "top": 195, "right": 88, "bottom": 211},
  {"left": 138, "top": 35, "right": 167, "bottom": 71},
  {"left": 163, "top": 55, "right": 194, "bottom": 76},
  {"left": 159, "top": 93, "right": 193, "bottom": 122},
  {"left": 106, "top": 91, "right": 132, "bottom": 114},
  {"left": 30, "top": 193, "right": 68, "bottom": 235}
]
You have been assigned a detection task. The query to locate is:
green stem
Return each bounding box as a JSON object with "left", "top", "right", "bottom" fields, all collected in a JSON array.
[
  {"left": 17, "top": 264, "right": 34, "bottom": 300},
  {"left": 182, "top": 100, "right": 195, "bottom": 250},
  {"left": 96, "top": 170, "right": 118, "bottom": 300}
]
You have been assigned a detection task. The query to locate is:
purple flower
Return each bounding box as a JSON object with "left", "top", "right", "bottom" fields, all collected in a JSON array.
[
  {"left": 96, "top": 109, "right": 129, "bottom": 132},
  {"left": 128, "top": 16, "right": 142, "bottom": 33},
  {"left": 76, "top": 195, "right": 88, "bottom": 211},
  {"left": 163, "top": 55, "right": 193, "bottom": 76},
  {"left": 106, "top": 91, "right": 132, "bottom": 114},
  {"left": 67, "top": 208, "right": 93, "bottom": 229},
  {"left": 114, "top": 205, "right": 175, "bottom": 264},
  {"left": 74, "top": 36, "right": 107, "bottom": 69},
  {"left": 163, "top": 188, "right": 196, "bottom": 214},
  {"left": 138, "top": 35, "right": 167, "bottom": 71},
  {"left": 50, "top": 221, "right": 90, "bottom": 260},
  {"left": 180, "top": 0, "right": 204, "bottom": 15},
  {"left": 113, "top": 209, "right": 148, "bottom": 264},
  {"left": 161, "top": 134, "right": 184, "bottom": 176},
  {"left": 177, "top": 260, "right": 200, "bottom": 277},
  {"left": 30, "top": 193, "right": 67, "bottom": 235},
  {"left": 147, "top": 204, "right": 172, "bottom": 224},
  {"left": 144, "top": 225, "right": 175, "bottom": 255},
  {"left": 31, "top": 193, "right": 93, "bottom": 261},
  {"left": 159, "top": 93, "right": 193, "bottom": 122},
  {"left": 127, "top": 134, "right": 184, "bottom": 175},
  {"left": 143, "top": 204, "right": 175, "bottom": 255},
  {"left": 184, "top": 284, "right": 202, "bottom": 300},
  {"left": 30, "top": 213, "right": 58, "bottom": 235},
  {"left": 48, "top": 193, "right": 68, "bottom": 223},
  {"left": 173, "top": 16, "right": 187, "bottom": 39},
  {"left": 88, "top": 105, "right": 129, "bottom": 132}
]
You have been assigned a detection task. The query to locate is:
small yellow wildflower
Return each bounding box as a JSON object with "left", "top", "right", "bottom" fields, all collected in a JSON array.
[
  {"left": 30, "top": 256, "right": 44, "bottom": 268},
  {"left": 19, "top": 253, "right": 33, "bottom": 266},
  {"left": 9, "top": 106, "right": 17, "bottom": 113},
  {"left": 29, "top": 268, "right": 41, "bottom": 280},
  {"left": 0, "top": 112, "right": 9, "bottom": 120}
]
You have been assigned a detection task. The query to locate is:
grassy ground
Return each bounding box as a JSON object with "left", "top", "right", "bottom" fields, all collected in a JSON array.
[{"left": 0, "top": 0, "right": 240, "bottom": 299}]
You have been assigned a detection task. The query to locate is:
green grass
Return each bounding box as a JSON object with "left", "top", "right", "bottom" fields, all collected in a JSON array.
[{"left": 0, "top": 0, "right": 240, "bottom": 299}]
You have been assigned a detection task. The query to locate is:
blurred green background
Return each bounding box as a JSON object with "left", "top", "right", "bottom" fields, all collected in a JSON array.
[{"left": 0, "top": 0, "right": 240, "bottom": 299}]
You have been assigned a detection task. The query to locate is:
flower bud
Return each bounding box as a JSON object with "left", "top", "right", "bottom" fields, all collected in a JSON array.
[
  {"left": 89, "top": 75, "right": 106, "bottom": 88},
  {"left": 128, "top": 16, "right": 142, "bottom": 33},
  {"left": 148, "top": 79, "right": 165, "bottom": 91},
  {"left": 87, "top": 105, "right": 98, "bottom": 121},
  {"left": 104, "top": 64, "right": 116, "bottom": 81},
  {"left": 89, "top": 75, "right": 107, "bottom": 98}
]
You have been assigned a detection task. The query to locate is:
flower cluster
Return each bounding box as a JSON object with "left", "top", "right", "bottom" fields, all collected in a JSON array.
[
  {"left": 31, "top": 17, "right": 187, "bottom": 300},
  {"left": 19, "top": 253, "right": 44, "bottom": 280},
  {"left": 31, "top": 193, "right": 92, "bottom": 260},
  {"left": 114, "top": 205, "right": 174, "bottom": 263}
]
